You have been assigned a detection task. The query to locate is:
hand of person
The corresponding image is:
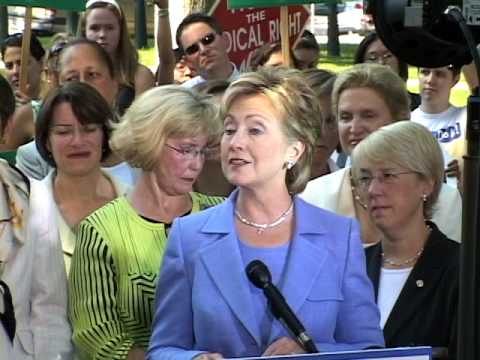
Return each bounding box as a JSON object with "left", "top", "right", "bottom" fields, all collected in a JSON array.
[
  {"left": 262, "top": 337, "right": 306, "bottom": 356},
  {"left": 14, "top": 87, "right": 32, "bottom": 106},
  {"left": 193, "top": 353, "right": 223, "bottom": 360},
  {"left": 153, "top": 0, "right": 168, "bottom": 8},
  {"left": 445, "top": 159, "right": 461, "bottom": 180}
]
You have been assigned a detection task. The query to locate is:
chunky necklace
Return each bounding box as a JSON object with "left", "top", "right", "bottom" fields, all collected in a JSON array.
[{"left": 235, "top": 202, "right": 294, "bottom": 234}]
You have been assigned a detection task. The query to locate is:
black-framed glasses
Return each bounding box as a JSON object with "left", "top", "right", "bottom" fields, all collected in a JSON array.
[
  {"left": 183, "top": 33, "right": 217, "bottom": 56},
  {"left": 165, "top": 143, "right": 209, "bottom": 160}
]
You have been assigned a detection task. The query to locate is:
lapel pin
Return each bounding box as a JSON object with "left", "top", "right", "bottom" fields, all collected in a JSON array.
[{"left": 416, "top": 280, "right": 424, "bottom": 288}]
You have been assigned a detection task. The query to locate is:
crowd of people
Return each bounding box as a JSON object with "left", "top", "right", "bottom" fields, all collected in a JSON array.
[{"left": 0, "top": 0, "right": 465, "bottom": 359}]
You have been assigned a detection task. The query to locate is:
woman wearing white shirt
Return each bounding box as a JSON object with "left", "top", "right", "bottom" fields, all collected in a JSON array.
[
  {"left": 34, "top": 82, "right": 127, "bottom": 273},
  {"left": 351, "top": 121, "right": 458, "bottom": 358}
]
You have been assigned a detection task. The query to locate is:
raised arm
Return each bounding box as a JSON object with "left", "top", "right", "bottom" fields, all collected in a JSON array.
[{"left": 154, "top": 0, "right": 175, "bottom": 85}]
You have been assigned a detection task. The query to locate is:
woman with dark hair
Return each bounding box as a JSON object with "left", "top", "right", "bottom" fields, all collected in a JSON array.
[
  {"left": 36, "top": 81, "right": 128, "bottom": 273},
  {"left": 249, "top": 42, "right": 299, "bottom": 70},
  {"left": 0, "top": 74, "right": 18, "bottom": 163},
  {"left": 354, "top": 32, "right": 420, "bottom": 111},
  {"left": 16, "top": 39, "right": 140, "bottom": 185},
  {"left": 0, "top": 76, "right": 71, "bottom": 360}
]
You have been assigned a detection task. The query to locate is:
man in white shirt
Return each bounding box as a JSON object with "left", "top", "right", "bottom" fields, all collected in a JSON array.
[
  {"left": 411, "top": 65, "right": 465, "bottom": 184},
  {"left": 176, "top": 13, "right": 239, "bottom": 88}
]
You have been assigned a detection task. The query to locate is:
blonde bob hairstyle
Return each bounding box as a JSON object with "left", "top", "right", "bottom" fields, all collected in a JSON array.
[
  {"left": 351, "top": 121, "right": 444, "bottom": 220},
  {"left": 222, "top": 67, "right": 320, "bottom": 195},
  {"left": 111, "top": 85, "right": 221, "bottom": 171},
  {"left": 332, "top": 63, "right": 411, "bottom": 122},
  {"left": 78, "top": 1, "right": 138, "bottom": 87}
]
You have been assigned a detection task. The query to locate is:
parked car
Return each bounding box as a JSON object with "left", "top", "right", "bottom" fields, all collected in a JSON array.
[
  {"left": 313, "top": 0, "right": 367, "bottom": 35},
  {"left": 7, "top": 6, "right": 62, "bottom": 35}
]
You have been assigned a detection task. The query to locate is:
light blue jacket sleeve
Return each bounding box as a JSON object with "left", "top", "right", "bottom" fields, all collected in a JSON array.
[{"left": 147, "top": 219, "right": 205, "bottom": 360}]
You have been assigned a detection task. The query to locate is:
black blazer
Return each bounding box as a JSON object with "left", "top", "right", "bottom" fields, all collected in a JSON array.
[{"left": 365, "top": 222, "right": 458, "bottom": 359}]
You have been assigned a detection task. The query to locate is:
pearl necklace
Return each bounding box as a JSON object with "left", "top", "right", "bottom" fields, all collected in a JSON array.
[
  {"left": 381, "top": 225, "right": 431, "bottom": 267},
  {"left": 381, "top": 248, "right": 424, "bottom": 267},
  {"left": 235, "top": 202, "right": 294, "bottom": 234}
]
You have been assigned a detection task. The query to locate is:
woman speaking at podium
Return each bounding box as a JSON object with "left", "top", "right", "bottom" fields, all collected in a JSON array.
[{"left": 147, "top": 68, "right": 384, "bottom": 359}]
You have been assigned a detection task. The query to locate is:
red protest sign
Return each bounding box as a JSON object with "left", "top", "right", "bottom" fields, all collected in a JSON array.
[{"left": 209, "top": 0, "right": 310, "bottom": 71}]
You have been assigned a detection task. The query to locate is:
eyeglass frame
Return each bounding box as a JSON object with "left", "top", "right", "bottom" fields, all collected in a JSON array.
[
  {"left": 165, "top": 143, "right": 211, "bottom": 160},
  {"left": 354, "top": 170, "right": 418, "bottom": 190},
  {"left": 183, "top": 32, "right": 218, "bottom": 56}
]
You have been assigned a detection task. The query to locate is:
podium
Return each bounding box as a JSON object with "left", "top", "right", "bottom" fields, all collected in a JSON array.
[{"left": 229, "top": 347, "right": 432, "bottom": 360}]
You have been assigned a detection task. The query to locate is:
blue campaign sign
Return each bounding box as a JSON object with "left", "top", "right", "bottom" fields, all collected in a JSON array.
[{"left": 227, "top": 347, "right": 432, "bottom": 360}]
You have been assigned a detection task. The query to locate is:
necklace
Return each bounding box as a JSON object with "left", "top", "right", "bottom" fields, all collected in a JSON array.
[
  {"left": 235, "top": 202, "right": 294, "bottom": 234},
  {"left": 382, "top": 247, "right": 424, "bottom": 267},
  {"left": 382, "top": 224, "right": 431, "bottom": 267}
]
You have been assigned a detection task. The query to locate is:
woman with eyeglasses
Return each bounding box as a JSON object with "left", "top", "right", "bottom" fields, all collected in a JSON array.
[
  {"left": 351, "top": 121, "right": 458, "bottom": 359},
  {"left": 69, "top": 86, "right": 223, "bottom": 360},
  {"left": 78, "top": 0, "right": 154, "bottom": 97},
  {"left": 354, "top": 32, "right": 421, "bottom": 111},
  {"left": 301, "top": 64, "right": 462, "bottom": 245}
]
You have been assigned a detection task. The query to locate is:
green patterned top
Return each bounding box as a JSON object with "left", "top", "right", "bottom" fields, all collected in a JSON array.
[{"left": 69, "top": 193, "right": 224, "bottom": 360}]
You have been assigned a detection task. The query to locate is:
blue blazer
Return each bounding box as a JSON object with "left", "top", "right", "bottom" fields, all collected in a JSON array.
[{"left": 147, "top": 191, "right": 384, "bottom": 360}]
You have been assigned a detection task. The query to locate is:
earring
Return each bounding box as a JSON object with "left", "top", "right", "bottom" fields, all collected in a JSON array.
[
  {"left": 422, "top": 194, "right": 428, "bottom": 202},
  {"left": 286, "top": 160, "right": 295, "bottom": 170}
]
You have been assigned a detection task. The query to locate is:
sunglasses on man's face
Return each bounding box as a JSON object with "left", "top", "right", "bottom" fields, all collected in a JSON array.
[{"left": 183, "top": 33, "right": 217, "bottom": 56}]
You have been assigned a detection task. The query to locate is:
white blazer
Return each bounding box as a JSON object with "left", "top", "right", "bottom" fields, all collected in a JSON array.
[
  {"left": 300, "top": 168, "right": 462, "bottom": 243},
  {"left": 1, "top": 175, "right": 72, "bottom": 359}
]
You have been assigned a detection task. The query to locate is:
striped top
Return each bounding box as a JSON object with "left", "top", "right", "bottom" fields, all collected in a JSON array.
[{"left": 69, "top": 193, "right": 223, "bottom": 360}]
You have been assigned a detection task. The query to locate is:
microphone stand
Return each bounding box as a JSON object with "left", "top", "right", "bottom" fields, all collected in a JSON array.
[{"left": 447, "top": 7, "right": 480, "bottom": 360}]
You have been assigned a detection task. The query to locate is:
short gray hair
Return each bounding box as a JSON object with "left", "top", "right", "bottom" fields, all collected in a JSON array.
[
  {"left": 351, "top": 121, "right": 444, "bottom": 219},
  {"left": 111, "top": 85, "right": 221, "bottom": 170}
]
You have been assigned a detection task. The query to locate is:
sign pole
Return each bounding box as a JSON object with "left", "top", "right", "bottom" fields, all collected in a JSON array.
[
  {"left": 280, "top": 5, "right": 291, "bottom": 67},
  {"left": 19, "top": 6, "right": 32, "bottom": 94}
]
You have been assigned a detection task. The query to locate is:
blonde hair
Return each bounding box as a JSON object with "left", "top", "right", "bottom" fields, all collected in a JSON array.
[
  {"left": 78, "top": 1, "right": 138, "bottom": 87},
  {"left": 332, "top": 63, "right": 410, "bottom": 122},
  {"left": 110, "top": 85, "right": 221, "bottom": 171},
  {"left": 222, "top": 67, "right": 320, "bottom": 194},
  {"left": 351, "top": 121, "right": 445, "bottom": 219}
]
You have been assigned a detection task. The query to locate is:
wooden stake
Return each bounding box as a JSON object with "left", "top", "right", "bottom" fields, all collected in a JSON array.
[
  {"left": 280, "top": 5, "right": 291, "bottom": 67},
  {"left": 19, "top": 6, "right": 32, "bottom": 95}
]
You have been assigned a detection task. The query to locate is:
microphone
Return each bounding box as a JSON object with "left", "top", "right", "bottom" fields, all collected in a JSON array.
[{"left": 245, "top": 260, "right": 318, "bottom": 353}]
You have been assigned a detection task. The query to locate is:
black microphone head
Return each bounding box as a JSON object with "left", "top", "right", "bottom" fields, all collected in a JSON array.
[{"left": 246, "top": 260, "right": 271, "bottom": 289}]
